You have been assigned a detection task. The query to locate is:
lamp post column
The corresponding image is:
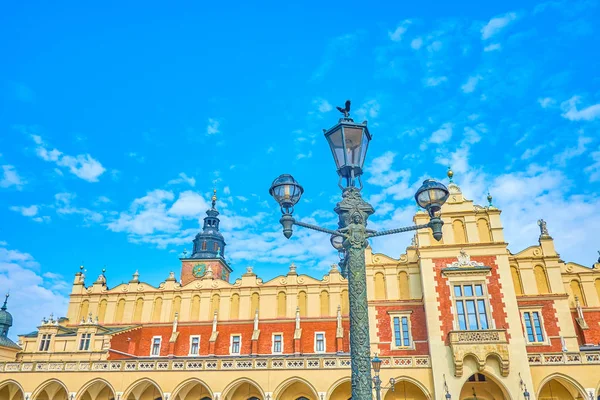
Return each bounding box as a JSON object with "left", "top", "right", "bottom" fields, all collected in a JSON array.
[{"left": 336, "top": 187, "right": 374, "bottom": 400}]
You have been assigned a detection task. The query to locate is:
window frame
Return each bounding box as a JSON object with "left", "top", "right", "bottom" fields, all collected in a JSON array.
[
  {"left": 388, "top": 311, "right": 414, "bottom": 349},
  {"left": 451, "top": 281, "right": 493, "bottom": 331},
  {"left": 150, "top": 336, "right": 162, "bottom": 357},
  {"left": 314, "top": 331, "right": 326, "bottom": 353},
  {"left": 520, "top": 307, "right": 549, "bottom": 345},
  {"left": 38, "top": 333, "right": 52, "bottom": 352},
  {"left": 189, "top": 335, "right": 200, "bottom": 356},
  {"left": 79, "top": 332, "right": 92, "bottom": 351},
  {"left": 272, "top": 333, "right": 283, "bottom": 354},
  {"left": 230, "top": 334, "right": 242, "bottom": 355}
]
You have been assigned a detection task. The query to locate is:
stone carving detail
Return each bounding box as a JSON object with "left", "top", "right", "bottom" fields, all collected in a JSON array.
[
  {"left": 448, "top": 329, "right": 509, "bottom": 378},
  {"left": 447, "top": 249, "right": 484, "bottom": 268}
]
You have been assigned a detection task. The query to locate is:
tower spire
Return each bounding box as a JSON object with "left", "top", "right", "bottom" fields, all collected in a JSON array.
[
  {"left": 211, "top": 188, "right": 217, "bottom": 209},
  {"left": 1, "top": 293, "right": 8, "bottom": 311}
]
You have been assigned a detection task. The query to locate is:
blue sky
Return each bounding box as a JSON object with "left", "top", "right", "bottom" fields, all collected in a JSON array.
[{"left": 1, "top": 1, "right": 599, "bottom": 337}]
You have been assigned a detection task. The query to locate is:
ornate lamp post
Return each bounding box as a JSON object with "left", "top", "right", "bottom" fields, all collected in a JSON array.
[
  {"left": 269, "top": 100, "right": 449, "bottom": 400},
  {"left": 371, "top": 354, "right": 396, "bottom": 400}
]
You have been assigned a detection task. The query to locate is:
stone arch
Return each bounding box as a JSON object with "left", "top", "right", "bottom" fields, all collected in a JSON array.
[
  {"left": 383, "top": 376, "right": 431, "bottom": 400},
  {"left": 319, "top": 290, "right": 330, "bottom": 316},
  {"left": 398, "top": 271, "right": 409, "bottom": 300},
  {"left": 133, "top": 297, "right": 144, "bottom": 322},
  {"left": 230, "top": 293, "right": 240, "bottom": 319},
  {"left": 0, "top": 380, "right": 25, "bottom": 400},
  {"left": 122, "top": 378, "right": 163, "bottom": 400},
  {"left": 115, "top": 297, "right": 126, "bottom": 322},
  {"left": 570, "top": 279, "right": 586, "bottom": 306},
  {"left": 171, "top": 378, "right": 213, "bottom": 400},
  {"left": 221, "top": 378, "right": 264, "bottom": 400},
  {"left": 250, "top": 292, "right": 260, "bottom": 318},
  {"left": 76, "top": 378, "right": 116, "bottom": 400},
  {"left": 152, "top": 297, "right": 163, "bottom": 322},
  {"left": 277, "top": 291, "right": 286, "bottom": 317},
  {"left": 340, "top": 290, "right": 349, "bottom": 315},
  {"left": 171, "top": 295, "right": 182, "bottom": 320},
  {"left": 211, "top": 294, "right": 220, "bottom": 316},
  {"left": 31, "top": 379, "right": 69, "bottom": 400},
  {"left": 97, "top": 298, "right": 108, "bottom": 323},
  {"left": 534, "top": 265, "right": 550, "bottom": 294},
  {"left": 459, "top": 372, "right": 512, "bottom": 400},
  {"left": 477, "top": 218, "right": 492, "bottom": 242},
  {"left": 537, "top": 373, "right": 588, "bottom": 400},
  {"left": 452, "top": 219, "right": 467, "bottom": 244},
  {"left": 273, "top": 377, "right": 319, "bottom": 400},
  {"left": 326, "top": 377, "right": 351, "bottom": 400},
  {"left": 510, "top": 266, "right": 523, "bottom": 296},
  {"left": 298, "top": 291, "right": 307, "bottom": 317},
  {"left": 374, "top": 272, "right": 386, "bottom": 300},
  {"left": 79, "top": 299, "right": 90, "bottom": 322}
]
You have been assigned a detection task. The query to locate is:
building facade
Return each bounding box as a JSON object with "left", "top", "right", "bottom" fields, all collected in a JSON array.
[{"left": 1, "top": 181, "right": 600, "bottom": 400}]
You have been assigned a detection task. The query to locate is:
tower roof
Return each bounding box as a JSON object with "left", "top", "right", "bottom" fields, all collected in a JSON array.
[
  {"left": 189, "top": 189, "right": 227, "bottom": 259},
  {"left": 0, "top": 293, "right": 12, "bottom": 327}
]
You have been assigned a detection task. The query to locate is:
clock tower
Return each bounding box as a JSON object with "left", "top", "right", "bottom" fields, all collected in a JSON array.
[{"left": 180, "top": 189, "right": 232, "bottom": 285}]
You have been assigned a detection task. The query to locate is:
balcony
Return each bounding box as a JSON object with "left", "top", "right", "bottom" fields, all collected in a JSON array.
[{"left": 448, "top": 329, "right": 509, "bottom": 377}]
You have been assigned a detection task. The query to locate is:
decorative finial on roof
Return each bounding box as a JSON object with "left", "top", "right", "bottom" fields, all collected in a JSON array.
[
  {"left": 130, "top": 270, "right": 140, "bottom": 283},
  {"left": 447, "top": 166, "right": 454, "bottom": 183},
  {"left": 487, "top": 191, "right": 493, "bottom": 207},
  {"left": 79, "top": 264, "right": 84, "bottom": 271},
  {"left": 597, "top": 250, "right": 600, "bottom": 264},
  {"left": 211, "top": 188, "right": 217, "bottom": 209},
  {"left": 537, "top": 219, "right": 551, "bottom": 239},
  {"left": 1, "top": 293, "right": 8, "bottom": 311},
  {"left": 182, "top": 248, "right": 188, "bottom": 258}
]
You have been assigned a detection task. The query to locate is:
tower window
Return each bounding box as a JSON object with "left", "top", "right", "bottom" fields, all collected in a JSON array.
[
  {"left": 202, "top": 241, "right": 207, "bottom": 251},
  {"left": 214, "top": 242, "right": 219, "bottom": 251},
  {"left": 79, "top": 333, "right": 91, "bottom": 351}
]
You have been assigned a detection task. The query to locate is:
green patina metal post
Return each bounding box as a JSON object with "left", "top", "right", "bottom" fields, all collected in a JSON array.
[{"left": 336, "top": 187, "right": 374, "bottom": 399}]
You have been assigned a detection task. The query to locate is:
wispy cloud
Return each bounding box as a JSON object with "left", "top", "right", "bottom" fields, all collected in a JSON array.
[
  {"left": 553, "top": 135, "right": 592, "bottom": 166},
  {"left": 461, "top": 75, "right": 482, "bottom": 93},
  {"left": 411, "top": 37, "right": 423, "bottom": 50},
  {"left": 538, "top": 97, "right": 556, "bottom": 108},
  {"left": 10, "top": 205, "right": 39, "bottom": 217},
  {"left": 207, "top": 118, "right": 220, "bottom": 135},
  {"left": 311, "top": 32, "right": 362, "bottom": 81},
  {"left": 167, "top": 172, "right": 196, "bottom": 187},
  {"left": 354, "top": 99, "right": 381, "bottom": 121},
  {"left": 30, "top": 134, "right": 105, "bottom": 182},
  {"left": 481, "top": 12, "right": 518, "bottom": 40},
  {"left": 585, "top": 149, "right": 600, "bottom": 182},
  {"left": 560, "top": 96, "right": 600, "bottom": 121},
  {"left": 429, "top": 123, "right": 453, "bottom": 144},
  {"left": 388, "top": 20, "right": 412, "bottom": 42},
  {"left": 312, "top": 98, "right": 333, "bottom": 114},
  {"left": 483, "top": 43, "right": 502, "bottom": 52},
  {"left": 55, "top": 193, "right": 104, "bottom": 224},
  {"left": 424, "top": 76, "right": 448, "bottom": 87},
  {"left": 0, "top": 165, "right": 26, "bottom": 189}
]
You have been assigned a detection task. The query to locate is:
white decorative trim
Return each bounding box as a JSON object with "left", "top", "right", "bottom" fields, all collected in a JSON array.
[{"left": 447, "top": 249, "right": 484, "bottom": 268}]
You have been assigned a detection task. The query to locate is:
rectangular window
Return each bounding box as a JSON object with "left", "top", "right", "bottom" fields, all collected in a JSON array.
[
  {"left": 273, "top": 334, "right": 282, "bottom": 353},
  {"left": 393, "top": 317, "right": 402, "bottom": 347},
  {"left": 453, "top": 283, "right": 490, "bottom": 331},
  {"left": 39, "top": 334, "right": 51, "bottom": 351},
  {"left": 231, "top": 335, "right": 241, "bottom": 355},
  {"left": 315, "top": 332, "right": 325, "bottom": 353},
  {"left": 392, "top": 315, "right": 412, "bottom": 348},
  {"left": 151, "top": 337, "right": 161, "bottom": 356},
  {"left": 523, "top": 311, "right": 545, "bottom": 343},
  {"left": 401, "top": 317, "right": 410, "bottom": 347},
  {"left": 79, "top": 333, "right": 91, "bottom": 351},
  {"left": 189, "top": 336, "right": 200, "bottom": 355}
]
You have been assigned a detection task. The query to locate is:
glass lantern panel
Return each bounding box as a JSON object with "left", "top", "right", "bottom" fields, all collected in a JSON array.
[
  {"left": 359, "top": 129, "right": 369, "bottom": 168},
  {"left": 417, "top": 190, "right": 432, "bottom": 208},
  {"left": 326, "top": 127, "right": 345, "bottom": 169},
  {"left": 343, "top": 126, "right": 364, "bottom": 166}
]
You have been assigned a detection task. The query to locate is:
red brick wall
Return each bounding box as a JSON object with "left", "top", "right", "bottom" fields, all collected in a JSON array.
[
  {"left": 518, "top": 299, "right": 562, "bottom": 352},
  {"left": 374, "top": 303, "right": 429, "bottom": 356},
  {"left": 433, "top": 256, "right": 509, "bottom": 344},
  {"left": 571, "top": 310, "right": 600, "bottom": 345}
]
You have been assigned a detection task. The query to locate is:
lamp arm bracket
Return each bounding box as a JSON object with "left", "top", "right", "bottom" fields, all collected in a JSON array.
[
  {"left": 368, "top": 223, "right": 431, "bottom": 238},
  {"left": 293, "top": 220, "right": 342, "bottom": 236}
]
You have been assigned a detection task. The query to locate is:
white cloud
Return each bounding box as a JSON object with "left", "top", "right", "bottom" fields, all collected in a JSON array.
[
  {"left": 167, "top": 172, "right": 196, "bottom": 187},
  {"left": 560, "top": 96, "right": 600, "bottom": 121},
  {"left": 521, "top": 145, "right": 546, "bottom": 160},
  {"left": 427, "top": 40, "right": 443, "bottom": 53},
  {"left": 538, "top": 97, "right": 556, "bottom": 108},
  {"left": 107, "top": 190, "right": 179, "bottom": 236},
  {"left": 484, "top": 43, "right": 502, "bottom": 52},
  {"left": 585, "top": 149, "right": 600, "bottom": 182},
  {"left": 296, "top": 151, "right": 313, "bottom": 160},
  {"left": 168, "top": 191, "right": 211, "bottom": 217},
  {"left": 366, "top": 152, "right": 405, "bottom": 187},
  {"left": 411, "top": 37, "right": 423, "bottom": 50},
  {"left": 207, "top": 118, "right": 220, "bottom": 135},
  {"left": 55, "top": 193, "right": 104, "bottom": 224},
  {"left": 267, "top": 146, "right": 275, "bottom": 154},
  {"left": 0, "top": 165, "right": 25, "bottom": 189},
  {"left": 424, "top": 76, "right": 448, "bottom": 87},
  {"left": 388, "top": 20, "right": 412, "bottom": 42},
  {"left": 313, "top": 98, "right": 332, "bottom": 113},
  {"left": 553, "top": 135, "right": 592, "bottom": 166},
  {"left": 461, "top": 75, "right": 482, "bottom": 93},
  {"left": 31, "top": 135, "right": 105, "bottom": 182},
  {"left": 481, "top": 12, "right": 518, "bottom": 40},
  {"left": 10, "top": 205, "right": 39, "bottom": 217},
  {"left": 354, "top": 99, "right": 381, "bottom": 121},
  {"left": 223, "top": 186, "right": 231, "bottom": 195},
  {"left": 429, "top": 123, "right": 453, "bottom": 144},
  {"left": 0, "top": 244, "right": 70, "bottom": 339}
]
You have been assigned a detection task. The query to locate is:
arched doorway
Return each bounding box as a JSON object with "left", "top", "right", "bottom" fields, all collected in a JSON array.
[
  {"left": 459, "top": 373, "right": 509, "bottom": 400},
  {"left": 123, "top": 379, "right": 163, "bottom": 400},
  {"left": 77, "top": 379, "right": 116, "bottom": 400},
  {"left": 221, "top": 379, "right": 264, "bottom": 400},
  {"left": 32, "top": 380, "right": 69, "bottom": 400},
  {"left": 538, "top": 375, "right": 587, "bottom": 399},
  {"left": 328, "top": 379, "right": 351, "bottom": 400},
  {"left": 171, "top": 378, "right": 212, "bottom": 400},
  {"left": 383, "top": 378, "right": 430, "bottom": 400},
  {"left": 273, "top": 378, "right": 318, "bottom": 400},
  {"left": 0, "top": 380, "right": 25, "bottom": 400}
]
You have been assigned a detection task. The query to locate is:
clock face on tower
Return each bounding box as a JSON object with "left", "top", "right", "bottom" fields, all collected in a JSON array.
[{"left": 192, "top": 263, "right": 207, "bottom": 278}]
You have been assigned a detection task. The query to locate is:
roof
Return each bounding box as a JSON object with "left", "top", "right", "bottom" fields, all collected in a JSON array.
[{"left": 0, "top": 335, "right": 21, "bottom": 350}]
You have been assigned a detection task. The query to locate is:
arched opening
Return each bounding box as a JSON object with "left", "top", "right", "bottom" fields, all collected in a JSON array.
[
  {"left": 190, "top": 295, "right": 201, "bottom": 320},
  {"left": 538, "top": 374, "right": 588, "bottom": 400},
  {"left": 383, "top": 378, "right": 430, "bottom": 400},
  {"left": 230, "top": 293, "right": 240, "bottom": 319},
  {"left": 398, "top": 271, "right": 409, "bottom": 300},
  {"left": 570, "top": 279, "right": 586, "bottom": 306},
  {"left": 171, "top": 378, "right": 212, "bottom": 400},
  {"left": 510, "top": 266, "right": 523, "bottom": 296},
  {"left": 77, "top": 379, "right": 116, "bottom": 400},
  {"left": 171, "top": 296, "right": 182, "bottom": 321},
  {"left": 459, "top": 373, "right": 510, "bottom": 400},
  {"left": 340, "top": 290, "right": 349, "bottom": 315},
  {"left": 595, "top": 278, "right": 600, "bottom": 304},
  {"left": 123, "top": 379, "right": 163, "bottom": 400},
  {"left": 250, "top": 292, "right": 260, "bottom": 318},
  {"left": 320, "top": 290, "right": 330, "bottom": 316},
  {"left": 97, "top": 299, "right": 108, "bottom": 323},
  {"left": 452, "top": 219, "right": 467, "bottom": 244},
  {"left": 0, "top": 380, "right": 25, "bottom": 400},
  {"left": 327, "top": 379, "right": 351, "bottom": 400},
  {"left": 221, "top": 378, "right": 264, "bottom": 400},
  {"left": 115, "top": 298, "right": 126, "bottom": 322},
  {"left": 79, "top": 300, "right": 90, "bottom": 322},
  {"left": 211, "top": 294, "right": 220, "bottom": 317},
  {"left": 477, "top": 218, "right": 491, "bottom": 242},
  {"left": 32, "top": 380, "right": 68, "bottom": 400},
  {"left": 151, "top": 297, "right": 163, "bottom": 322},
  {"left": 533, "top": 265, "right": 550, "bottom": 294},
  {"left": 298, "top": 291, "right": 307, "bottom": 317},
  {"left": 277, "top": 291, "right": 286, "bottom": 317},
  {"left": 274, "top": 377, "right": 319, "bottom": 400},
  {"left": 133, "top": 298, "right": 144, "bottom": 322},
  {"left": 374, "top": 272, "right": 386, "bottom": 300}
]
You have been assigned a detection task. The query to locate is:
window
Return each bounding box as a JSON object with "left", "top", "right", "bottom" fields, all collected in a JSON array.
[
  {"left": 522, "top": 311, "right": 545, "bottom": 343},
  {"left": 189, "top": 336, "right": 200, "bottom": 355},
  {"left": 272, "top": 334, "right": 283, "bottom": 354},
  {"left": 201, "top": 241, "right": 207, "bottom": 251},
  {"left": 468, "top": 373, "right": 486, "bottom": 382},
  {"left": 453, "top": 283, "right": 490, "bottom": 330},
  {"left": 230, "top": 335, "right": 241, "bottom": 355},
  {"left": 213, "top": 242, "right": 219, "bottom": 251},
  {"left": 79, "top": 333, "right": 91, "bottom": 351},
  {"left": 151, "top": 336, "right": 161, "bottom": 356},
  {"left": 390, "top": 313, "right": 412, "bottom": 348},
  {"left": 315, "top": 332, "right": 326, "bottom": 353},
  {"left": 39, "top": 334, "right": 51, "bottom": 351}
]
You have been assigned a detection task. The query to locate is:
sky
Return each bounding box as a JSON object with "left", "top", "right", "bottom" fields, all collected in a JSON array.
[{"left": 1, "top": 1, "right": 599, "bottom": 338}]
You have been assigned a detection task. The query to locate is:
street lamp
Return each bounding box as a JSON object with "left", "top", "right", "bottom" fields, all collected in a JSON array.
[
  {"left": 269, "top": 100, "right": 449, "bottom": 400},
  {"left": 371, "top": 355, "right": 395, "bottom": 400}
]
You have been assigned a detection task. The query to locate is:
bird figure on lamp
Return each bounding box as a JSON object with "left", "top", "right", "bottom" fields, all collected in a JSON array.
[{"left": 336, "top": 100, "right": 351, "bottom": 118}]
